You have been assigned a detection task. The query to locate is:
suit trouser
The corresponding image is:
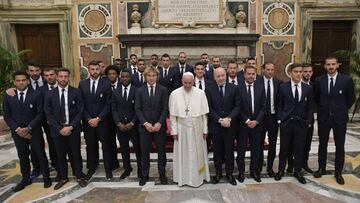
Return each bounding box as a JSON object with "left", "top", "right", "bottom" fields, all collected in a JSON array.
[
  {"left": 237, "top": 125, "right": 262, "bottom": 174},
  {"left": 303, "top": 123, "right": 314, "bottom": 167},
  {"left": 108, "top": 122, "right": 119, "bottom": 169},
  {"left": 259, "top": 114, "right": 278, "bottom": 171},
  {"left": 139, "top": 127, "right": 166, "bottom": 177},
  {"left": 117, "top": 127, "right": 141, "bottom": 174},
  {"left": 84, "top": 125, "right": 112, "bottom": 173},
  {"left": 278, "top": 122, "right": 306, "bottom": 172},
  {"left": 30, "top": 131, "right": 45, "bottom": 172},
  {"left": 318, "top": 117, "right": 346, "bottom": 173},
  {"left": 13, "top": 132, "right": 50, "bottom": 181},
  {"left": 211, "top": 128, "right": 235, "bottom": 175},
  {"left": 53, "top": 131, "right": 83, "bottom": 180}
]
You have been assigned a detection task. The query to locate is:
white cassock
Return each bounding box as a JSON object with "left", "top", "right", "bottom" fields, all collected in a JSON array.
[{"left": 169, "top": 86, "right": 210, "bottom": 187}]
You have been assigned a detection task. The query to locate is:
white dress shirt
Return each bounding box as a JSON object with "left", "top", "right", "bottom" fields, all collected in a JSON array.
[
  {"left": 228, "top": 76, "right": 238, "bottom": 85},
  {"left": 17, "top": 87, "right": 28, "bottom": 102},
  {"left": 147, "top": 83, "right": 156, "bottom": 96},
  {"left": 122, "top": 84, "right": 131, "bottom": 99},
  {"left": 90, "top": 77, "right": 100, "bottom": 93},
  {"left": 291, "top": 80, "right": 302, "bottom": 102},
  {"left": 245, "top": 82, "right": 254, "bottom": 114},
  {"left": 327, "top": 72, "right": 338, "bottom": 93},
  {"left": 58, "top": 86, "right": 70, "bottom": 124},
  {"left": 131, "top": 65, "right": 138, "bottom": 74},
  {"left": 30, "top": 76, "right": 44, "bottom": 90},
  {"left": 47, "top": 82, "right": 58, "bottom": 90},
  {"left": 264, "top": 76, "right": 275, "bottom": 114},
  {"left": 195, "top": 77, "right": 206, "bottom": 90}
]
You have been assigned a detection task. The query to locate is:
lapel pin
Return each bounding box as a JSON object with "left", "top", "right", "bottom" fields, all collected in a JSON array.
[
  {"left": 72, "top": 100, "right": 76, "bottom": 104},
  {"left": 339, "top": 90, "right": 342, "bottom": 94},
  {"left": 29, "top": 104, "right": 33, "bottom": 108},
  {"left": 100, "top": 93, "right": 103, "bottom": 98}
]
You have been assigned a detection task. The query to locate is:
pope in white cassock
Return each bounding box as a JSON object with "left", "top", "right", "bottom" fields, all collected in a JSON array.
[{"left": 169, "top": 72, "right": 210, "bottom": 187}]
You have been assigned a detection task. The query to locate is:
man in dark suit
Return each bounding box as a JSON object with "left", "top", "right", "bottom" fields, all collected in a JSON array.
[
  {"left": 112, "top": 69, "right": 142, "bottom": 179},
  {"left": 158, "top": 53, "right": 176, "bottom": 95},
  {"left": 3, "top": 71, "right": 51, "bottom": 192},
  {"left": 172, "top": 52, "right": 194, "bottom": 89},
  {"left": 237, "top": 65, "right": 266, "bottom": 183},
  {"left": 131, "top": 59, "right": 146, "bottom": 87},
  {"left": 313, "top": 57, "right": 355, "bottom": 185},
  {"left": 238, "top": 57, "right": 261, "bottom": 81},
  {"left": 226, "top": 60, "right": 241, "bottom": 85},
  {"left": 206, "top": 67, "right": 240, "bottom": 186},
  {"left": 212, "top": 56, "right": 221, "bottom": 69},
  {"left": 79, "top": 60, "right": 113, "bottom": 180},
  {"left": 201, "top": 53, "right": 214, "bottom": 81},
  {"left": 194, "top": 62, "right": 214, "bottom": 92},
  {"left": 127, "top": 54, "right": 138, "bottom": 75},
  {"left": 274, "top": 63, "right": 314, "bottom": 184},
  {"left": 44, "top": 68, "right": 87, "bottom": 190},
  {"left": 301, "top": 63, "right": 315, "bottom": 174},
  {"left": 38, "top": 67, "right": 59, "bottom": 173},
  {"left": 105, "top": 65, "right": 121, "bottom": 171},
  {"left": 135, "top": 66, "right": 169, "bottom": 186},
  {"left": 257, "top": 62, "right": 282, "bottom": 177},
  {"left": 150, "top": 54, "right": 160, "bottom": 69}
]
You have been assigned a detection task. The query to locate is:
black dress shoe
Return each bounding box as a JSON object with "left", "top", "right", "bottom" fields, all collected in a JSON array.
[
  {"left": 303, "top": 166, "right": 313, "bottom": 174},
  {"left": 313, "top": 168, "right": 326, "bottom": 178},
  {"left": 251, "top": 172, "right": 261, "bottom": 182},
  {"left": 274, "top": 171, "right": 284, "bottom": 181},
  {"left": 212, "top": 174, "right": 222, "bottom": 184},
  {"left": 43, "top": 177, "right": 52, "bottom": 188},
  {"left": 226, "top": 174, "right": 237, "bottom": 186},
  {"left": 139, "top": 176, "right": 149, "bottom": 186},
  {"left": 237, "top": 173, "right": 245, "bottom": 183},
  {"left": 267, "top": 169, "right": 275, "bottom": 177},
  {"left": 54, "top": 179, "right": 68, "bottom": 190},
  {"left": 294, "top": 171, "right": 306, "bottom": 184},
  {"left": 335, "top": 173, "right": 345, "bottom": 185},
  {"left": 106, "top": 172, "right": 113, "bottom": 180},
  {"left": 77, "top": 178, "right": 87, "bottom": 187},
  {"left": 13, "top": 179, "right": 32, "bottom": 192},
  {"left": 85, "top": 170, "right": 96, "bottom": 181},
  {"left": 120, "top": 168, "right": 133, "bottom": 179},
  {"left": 160, "top": 175, "right": 168, "bottom": 185}
]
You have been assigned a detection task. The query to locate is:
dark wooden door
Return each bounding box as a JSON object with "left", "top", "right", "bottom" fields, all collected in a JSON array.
[
  {"left": 311, "top": 20, "right": 353, "bottom": 78},
  {"left": 15, "top": 24, "right": 62, "bottom": 68}
]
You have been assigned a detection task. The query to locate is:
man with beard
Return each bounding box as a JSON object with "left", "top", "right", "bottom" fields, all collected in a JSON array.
[
  {"left": 128, "top": 54, "right": 138, "bottom": 75},
  {"left": 201, "top": 53, "right": 214, "bottom": 81},
  {"left": 173, "top": 52, "right": 194, "bottom": 89},
  {"left": 158, "top": 53, "right": 176, "bottom": 95},
  {"left": 226, "top": 60, "right": 240, "bottom": 85},
  {"left": 212, "top": 56, "right": 221, "bottom": 69},
  {"left": 150, "top": 54, "right": 160, "bottom": 69},
  {"left": 132, "top": 59, "right": 146, "bottom": 87}
]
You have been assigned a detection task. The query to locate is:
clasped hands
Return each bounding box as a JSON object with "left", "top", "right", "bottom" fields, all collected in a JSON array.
[
  {"left": 16, "top": 127, "right": 32, "bottom": 139},
  {"left": 219, "top": 117, "right": 232, "bottom": 128},
  {"left": 117, "top": 122, "right": 134, "bottom": 132},
  {"left": 144, "top": 122, "right": 162, "bottom": 133}
]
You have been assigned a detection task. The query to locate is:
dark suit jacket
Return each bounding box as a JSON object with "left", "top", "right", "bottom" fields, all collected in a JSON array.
[
  {"left": 238, "top": 81, "right": 266, "bottom": 124},
  {"left": 206, "top": 83, "right": 241, "bottom": 134},
  {"left": 131, "top": 72, "right": 146, "bottom": 87},
  {"left": 314, "top": 73, "right": 355, "bottom": 124},
  {"left": 158, "top": 66, "right": 176, "bottom": 94},
  {"left": 3, "top": 88, "right": 43, "bottom": 135},
  {"left": 112, "top": 85, "right": 138, "bottom": 124},
  {"left": 194, "top": 78, "right": 214, "bottom": 93},
  {"left": 256, "top": 76, "right": 283, "bottom": 114},
  {"left": 277, "top": 81, "right": 314, "bottom": 127},
  {"left": 79, "top": 78, "right": 112, "bottom": 127},
  {"left": 135, "top": 84, "right": 168, "bottom": 132},
  {"left": 44, "top": 86, "right": 83, "bottom": 137},
  {"left": 204, "top": 65, "right": 214, "bottom": 81},
  {"left": 172, "top": 63, "right": 194, "bottom": 89}
]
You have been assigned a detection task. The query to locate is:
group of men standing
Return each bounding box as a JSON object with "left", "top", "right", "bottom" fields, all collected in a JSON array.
[{"left": 2, "top": 51, "right": 355, "bottom": 192}]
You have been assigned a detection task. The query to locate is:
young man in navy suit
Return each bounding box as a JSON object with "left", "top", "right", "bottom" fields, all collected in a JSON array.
[
  {"left": 135, "top": 66, "right": 169, "bottom": 186},
  {"left": 3, "top": 71, "right": 51, "bottom": 192},
  {"left": 112, "top": 69, "right": 142, "bottom": 180},
  {"left": 44, "top": 68, "right": 87, "bottom": 190},
  {"left": 226, "top": 60, "right": 241, "bottom": 85},
  {"left": 257, "top": 62, "right": 283, "bottom": 177},
  {"left": 158, "top": 53, "right": 176, "bottom": 95},
  {"left": 237, "top": 65, "right": 266, "bottom": 183},
  {"left": 206, "top": 67, "right": 240, "bottom": 186},
  {"left": 313, "top": 57, "right": 355, "bottom": 185},
  {"left": 194, "top": 62, "right": 214, "bottom": 92},
  {"left": 200, "top": 53, "right": 214, "bottom": 81},
  {"left": 274, "top": 63, "right": 314, "bottom": 184},
  {"left": 172, "top": 52, "right": 194, "bottom": 89},
  {"left": 128, "top": 54, "right": 138, "bottom": 74},
  {"left": 79, "top": 60, "right": 113, "bottom": 180},
  {"left": 131, "top": 59, "right": 146, "bottom": 87}
]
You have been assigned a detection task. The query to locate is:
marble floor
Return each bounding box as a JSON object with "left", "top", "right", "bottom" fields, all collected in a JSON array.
[{"left": 0, "top": 121, "right": 359, "bottom": 203}]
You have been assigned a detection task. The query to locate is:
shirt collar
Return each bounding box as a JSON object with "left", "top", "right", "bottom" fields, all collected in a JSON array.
[
  {"left": 195, "top": 77, "right": 205, "bottom": 82},
  {"left": 48, "top": 82, "right": 58, "bottom": 89},
  {"left": 17, "top": 87, "right": 28, "bottom": 95},
  {"left": 90, "top": 77, "right": 100, "bottom": 83},
  {"left": 147, "top": 83, "right": 156, "bottom": 88},
  {"left": 263, "top": 76, "right": 272, "bottom": 82},
  {"left": 245, "top": 81, "right": 254, "bottom": 86},
  {"left": 301, "top": 79, "right": 310, "bottom": 85},
  {"left": 58, "top": 85, "right": 69, "bottom": 92},
  {"left": 122, "top": 84, "right": 131, "bottom": 89},
  {"left": 291, "top": 80, "right": 301, "bottom": 87},
  {"left": 327, "top": 72, "right": 338, "bottom": 81}
]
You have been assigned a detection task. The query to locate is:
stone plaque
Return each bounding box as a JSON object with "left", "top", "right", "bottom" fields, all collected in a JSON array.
[{"left": 155, "top": 0, "right": 222, "bottom": 24}]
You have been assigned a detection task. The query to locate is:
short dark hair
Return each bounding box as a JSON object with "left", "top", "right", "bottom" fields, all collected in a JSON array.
[
  {"left": 289, "top": 63, "right": 302, "bottom": 71},
  {"left": 161, "top": 53, "right": 171, "bottom": 59},
  {"left": 57, "top": 68, "right": 71, "bottom": 75},
  {"left": 88, "top": 60, "right": 99, "bottom": 66},
  {"left": 201, "top": 53, "right": 208, "bottom": 57},
  {"left": 151, "top": 54, "right": 158, "bottom": 58},
  {"left": 178, "top": 51, "right": 186, "bottom": 56},
  {"left": 129, "top": 54, "right": 137, "bottom": 58},
  {"left": 302, "top": 63, "right": 312, "bottom": 68},
  {"left": 227, "top": 59, "right": 237, "bottom": 66},
  {"left": 325, "top": 56, "right": 338, "bottom": 63},
  {"left": 12, "top": 70, "right": 29, "bottom": 80},
  {"left": 114, "top": 58, "right": 121, "bottom": 62},
  {"left": 27, "top": 60, "right": 41, "bottom": 69},
  {"left": 244, "top": 65, "right": 257, "bottom": 72},
  {"left": 262, "top": 62, "right": 274, "bottom": 69},
  {"left": 121, "top": 69, "right": 131, "bottom": 75},
  {"left": 105, "top": 65, "right": 120, "bottom": 76},
  {"left": 138, "top": 59, "right": 145, "bottom": 63},
  {"left": 43, "top": 67, "right": 55, "bottom": 72},
  {"left": 194, "top": 62, "right": 205, "bottom": 69}
]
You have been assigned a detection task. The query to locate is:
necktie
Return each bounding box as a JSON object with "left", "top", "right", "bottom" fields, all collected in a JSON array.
[
  {"left": 266, "top": 80, "right": 271, "bottom": 113},
  {"left": 91, "top": 80, "right": 96, "bottom": 94},
  {"left": 60, "top": 88, "right": 66, "bottom": 124},
  {"left": 219, "top": 85, "right": 224, "bottom": 98},
  {"left": 199, "top": 81, "right": 203, "bottom": 90},
  {"left": 123, "top": 87, "right": 127, "bottom": 100},
  {"left": 329, "top": 77, "right": 334, "bottom": 94},
  {"left": 232, "top": 79, "right": 236, "bottom": 84},
  {"left": 111, "top": 85, "right": 115, "bottom": 91},
  {"left": 19, "top": 92, "right": 24, "bottom": 103},
  {"left": 180, "top": 65, "right": 184, "bottom": 75},
  {"left": 150, "top": 85, "right": 154, "bottom": 97},
  {"left": 133, "top": 68, "right": 137, "bottom": 74},
  {"left": 34, "top": 80, "right": 39, "bottom": 90},
  {"left": 294, "top": 84, "right": 299, "bottom": 102},
  {"left": 164, "top": 69, "right": 168, "bottom": 77},
  {"left": 248, "top": 85, "right": 253, "bottom": 115},
  {"left": 140, "top": 73, "right": 143, "bottom": 83},
  {"left": 50, "top": 85, "right": 54, "bottom": 89}
]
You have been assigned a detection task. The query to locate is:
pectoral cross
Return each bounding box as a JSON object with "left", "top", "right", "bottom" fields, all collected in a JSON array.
[{"left": 185, "top": 106, "right": 190, "bottom": 116}]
